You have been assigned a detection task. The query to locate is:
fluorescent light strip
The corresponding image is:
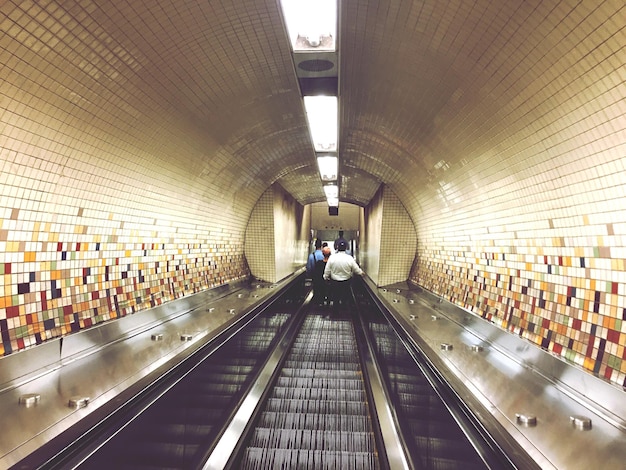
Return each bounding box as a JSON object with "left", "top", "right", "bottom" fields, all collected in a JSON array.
[
  {"left": 323, "top": 184, "right": 338, "bottom": 199},
  {"left": 304, "top": 96, "right": 337, "bottom": 152},
  {"left": 317, "top": 155, "right": 338, "bottom": 182},
  {"left": 280, "top": 0, "right": 337, "bottom": 51}
]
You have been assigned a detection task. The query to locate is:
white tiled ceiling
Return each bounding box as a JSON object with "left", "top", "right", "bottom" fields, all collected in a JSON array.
[{"left": 1, "top": 0, "right": 623, "bottom": 219}]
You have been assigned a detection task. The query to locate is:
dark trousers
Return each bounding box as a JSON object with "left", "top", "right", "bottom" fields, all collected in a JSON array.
[
  {"left": 330, "top": 278, "right": 352, "bottom": 310},
  {"left": 312, "top": 276, "right": 327, "bottom": 304}
]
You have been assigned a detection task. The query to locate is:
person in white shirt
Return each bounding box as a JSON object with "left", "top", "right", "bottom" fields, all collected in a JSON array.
[{"left": 323, "top": 239, "right": 363, "bottom": 313}]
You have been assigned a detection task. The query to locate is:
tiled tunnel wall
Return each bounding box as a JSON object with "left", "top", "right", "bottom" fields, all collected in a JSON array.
[
  {"left": 244, "top": 184, "right": 310, "bottom": 284},
  {"left": 362, "top": 185, "right": 417, "bottom": 287},
  {"left": 244, "top": 188, "right": 276, "bottom": 283},
  {"left": 0, "top": 168, "right": 250, "bottom": 355},
  {"left": 378, "top": 187, "right": 417, "bottom": 287},
  {"left": 361, "top": 187, "right": 383, "bottom": 282},
  {"left": 404, "top": 1, "right": 626, "bottom": 389},
  {"left": 0, "top": 4, "right": 261, "bottom": 355},
  {"left": 410, "top": 125, "right": 625, "bottom": 386}
]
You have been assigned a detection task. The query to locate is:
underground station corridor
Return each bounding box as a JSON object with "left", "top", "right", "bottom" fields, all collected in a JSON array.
[{"left": 1, "top": 1, "right": 625, "bottom": 468}]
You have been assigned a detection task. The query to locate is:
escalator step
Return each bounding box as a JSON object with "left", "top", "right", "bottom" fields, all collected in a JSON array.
[
  {"left": 265, "top": 398, "right": 368, "bottom": 415},
  {"left": 256, "top": 411, "right": 373, "bottom": 432},
  {"left": 241, "top": 448, "right": 380, "bottom": 470},
  {"left": 248, "top": 428, "right": 377, "bottom": 452}
]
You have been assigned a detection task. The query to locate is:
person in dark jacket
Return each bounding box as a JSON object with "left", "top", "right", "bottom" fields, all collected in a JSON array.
[{"left": 333, "top": 230, "right": 348, "bottom": 252}]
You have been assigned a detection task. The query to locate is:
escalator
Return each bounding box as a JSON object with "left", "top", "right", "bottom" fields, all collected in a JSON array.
[
  {"left": 14, "top": 277, "right": 537, "bottom": 470},
  {"left": 83, "top": 314, "right": 292, "bottom": 469},
  {"left": 235, "top": 313, "right": 381, "bottom": 469}
]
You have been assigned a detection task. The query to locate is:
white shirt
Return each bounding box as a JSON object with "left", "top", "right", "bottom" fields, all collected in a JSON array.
[{"left": 323, "top": 251, "right": 363, "bottom": 281}]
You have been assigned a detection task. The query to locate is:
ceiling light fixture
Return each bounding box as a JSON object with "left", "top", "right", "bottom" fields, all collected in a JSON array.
[
  {"left": 323, "top": 184, "right": 338, "bottom": 199},
  {"left": 317, "top": 155, "right": 338, "bottom": 182},
  {"left": 304, "top": 95, "right": 337, "bottom": 152},
  {"left": 279, "top": 0, "right": 336, "bottom": 52}
]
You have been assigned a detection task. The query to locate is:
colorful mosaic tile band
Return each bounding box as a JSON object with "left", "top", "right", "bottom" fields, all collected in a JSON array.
[
  {"left": 0, "top": 238, "right": 249, "bottom": 356},
  {"left": 411, "top": 239, "right": 626, "bottom": 388}
]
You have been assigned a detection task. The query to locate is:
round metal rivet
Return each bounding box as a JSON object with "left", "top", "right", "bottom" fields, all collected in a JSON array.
[
  {"left": 409, "top": 315, "right": 416, "bottom": 320},
  {"left": 408, "top": 299, "right": 415, "bottom": 304},
  {"left": 237, "top": 293, "right": 243, "bottom": 298},
  {"left": 431, "top": 315, "right": 438, "bottom": 320},
  {"left": 470, "top": 344, "right": 483, "bottom": 352},
  {"left": 440, "top": 343, "right": 453, "bottom": 351},
  {"left": 393, "top": 298, "right": 399, "bottom": 303},
  {"left": 516, "top": 413, "right": 537, "bottom": 426},
  {"left": 396, "top": 289, "right": 401, "bottom": 293},
  {"left": 180, "top": 334, "right": 193, "bottom": 341},
  {"left": 68, "top": 396, "right": 89, "bottom": 408},
  {"left": 19, "top": 393, "right": 41, "bottom": 406},
  {"left": 151, "top": 333, "right": 163, "bottom": 341},
  {"left": 228, "top": 308, "right": 235, "bottom": 314},
  {"left": 207, "top": 307, "right": 215, "bottom": 312},
  {"left": 382, "top": 288, "right": 387, "bottom": 292},
  {"left": 570, "top": 415, "right": 592, "bottom": 430},
  {"left": 253, "top": 294, "right": 259, "bottom": 298}
]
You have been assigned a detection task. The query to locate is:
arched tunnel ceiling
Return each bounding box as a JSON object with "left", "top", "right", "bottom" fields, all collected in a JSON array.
[{"left": 1, "top": 1, "right": 620, "bottom": 220}]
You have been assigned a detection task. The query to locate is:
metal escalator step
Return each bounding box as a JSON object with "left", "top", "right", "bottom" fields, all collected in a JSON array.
[
  {"left": 283, "top": 360, "right": 360, "bottom": 371},
  {"left": 280, "top": 367, "right": 362, "bottom": 378},
  {"left": 274, "top": 376, "right": 364, "bottom": 390},
  {"left": 241, "top": 448, "right": 380, "bottom": 470},
  {"left": 255, "top": 411, "right": 373, "bottom": 432},
  {"left": 264, "top": 398, "right": 368, "bottom": 415},
  {"left": 248, "top": 428, "right": 377, "bottom": 452},
  {"left": 235, "top": 313, "right": 381, "bottom": 469},
  {"left": 271, "top": 386, "right": 366, "bottom": 402}
]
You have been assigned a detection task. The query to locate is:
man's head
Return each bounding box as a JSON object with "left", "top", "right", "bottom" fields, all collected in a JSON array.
[
  {"left": 337, "top": 240, "right": 348, "bottom": 251},
  {"left": 322, "top": 246, "right": 331, "bottom": 258},
  {"left": 315, "top": 239, "right": 322, "bottom": 249}
]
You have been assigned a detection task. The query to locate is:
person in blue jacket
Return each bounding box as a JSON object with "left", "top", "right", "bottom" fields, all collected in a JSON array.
[{"left": 306, "top": 239, "right": 324, "bottom": 276}]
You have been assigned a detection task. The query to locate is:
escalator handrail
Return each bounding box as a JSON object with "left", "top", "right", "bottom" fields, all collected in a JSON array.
[
  {"left": 199, "top": 290, "right": 313, "bottom": 469},
  {"left": 358, "top": 278, "right": 541, "bottom": 470},
  {"left": 14, "top": 275, "right": 306, "bottom": 470},
  {"left": 349, "top": 278, "right": 417, "bottom": 470}
]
